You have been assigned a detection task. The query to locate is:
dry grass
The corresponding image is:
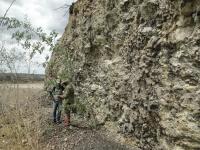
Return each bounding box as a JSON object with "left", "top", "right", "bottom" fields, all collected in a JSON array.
[{"left": 0, "top": 82, "right": 43, "bottom": 150}]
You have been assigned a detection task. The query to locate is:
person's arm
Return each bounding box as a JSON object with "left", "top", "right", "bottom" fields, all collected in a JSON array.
[
  {"left": 51, "top": 86, "right": 56, "bottom": 100},
  {"left": 59, "top": 85, "right": 70, "bottom": 99},
  {"left": 49, "top": 91, "right": 53, "bottom": 96},
  {"left": 52, "top": 86, "right": 56, "bottom": 93},
  {"left": 57, "top": 85, "right": 65, "bottom": 99}
]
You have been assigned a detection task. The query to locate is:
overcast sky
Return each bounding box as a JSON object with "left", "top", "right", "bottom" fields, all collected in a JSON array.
[{"left": 0, "top": 0, "right": 75, "bottom": 74}]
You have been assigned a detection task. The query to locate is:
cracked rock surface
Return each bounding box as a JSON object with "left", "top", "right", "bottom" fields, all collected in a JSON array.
[{"left": 46, "top": 0, "right": 200, "bottom": 149}]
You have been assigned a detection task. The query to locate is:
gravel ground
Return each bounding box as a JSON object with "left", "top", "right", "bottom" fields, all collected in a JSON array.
[
  {"left": 42, "top": 123, "right": 134, "bottom": 150},
  {"left": 39, "top": 108, "right": 136, "bottom": 150}
]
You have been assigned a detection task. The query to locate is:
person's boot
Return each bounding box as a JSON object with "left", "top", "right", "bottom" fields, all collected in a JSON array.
[
  {"left": 57, "top": 120, "right": 62, "bottom": 124},
  {"left": 53, "top": 119, "right": 57, "bottom": 124},
  {"left": 64, "top": 114, "right": 70, "bottom": 127}
]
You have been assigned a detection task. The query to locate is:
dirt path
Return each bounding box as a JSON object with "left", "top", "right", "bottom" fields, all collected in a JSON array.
[
  {"left": 39, "top": 104, "right": 136, "bottom": 150},
  {"left": 42, "top": 123, "right": 133, "bottom": 150}
]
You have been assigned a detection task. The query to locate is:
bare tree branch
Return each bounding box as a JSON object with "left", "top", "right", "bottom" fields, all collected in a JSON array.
[
  {"left": 54, "top": 4, "right": 71, "bottom": 11},
  {"left": 54, "top": 2, "right": 73, "bottom": 16},
  {"left": 0, "top": 0, "right": 16, "bottom": 26},
  {"left": 2, "top": 0, "right": 16, "bottom": 18}
]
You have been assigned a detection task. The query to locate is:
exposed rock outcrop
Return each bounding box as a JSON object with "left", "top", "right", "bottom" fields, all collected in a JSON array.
[{"left": 46, "top": 0, "right": 200, "bottom": 149}]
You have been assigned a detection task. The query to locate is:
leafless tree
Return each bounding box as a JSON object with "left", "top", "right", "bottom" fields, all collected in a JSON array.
[{"left": 0, "top": 41, "right": 24, "bottom": 74}]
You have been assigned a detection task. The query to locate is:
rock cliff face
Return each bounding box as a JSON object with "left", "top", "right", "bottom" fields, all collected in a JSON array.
[{"left": 46, "top": 0, "right": 200, "bottom": 149}]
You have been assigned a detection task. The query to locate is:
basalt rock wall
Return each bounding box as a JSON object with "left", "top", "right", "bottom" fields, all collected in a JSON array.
[{"left": 46, "top": 0, "right": 200, "bottom": 149}]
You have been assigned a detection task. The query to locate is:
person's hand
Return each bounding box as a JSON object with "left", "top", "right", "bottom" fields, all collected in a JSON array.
[{"left": 58, "top": 95, "right": 64, "bottom": 99}]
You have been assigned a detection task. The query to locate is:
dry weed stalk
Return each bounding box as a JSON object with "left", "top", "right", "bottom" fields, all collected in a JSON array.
[{"left": 0, "top": 82, "right": 42, "bottom": 150}]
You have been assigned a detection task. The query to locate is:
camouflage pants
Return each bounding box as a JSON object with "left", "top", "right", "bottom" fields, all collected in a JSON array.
[{"left": 63, "top": 99, "right": 73, "bottom": 114}]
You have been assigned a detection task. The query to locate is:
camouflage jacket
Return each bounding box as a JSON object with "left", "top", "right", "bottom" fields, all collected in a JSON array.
[{"left": 63, "top": 83, "right": 74, "bottom": 104}]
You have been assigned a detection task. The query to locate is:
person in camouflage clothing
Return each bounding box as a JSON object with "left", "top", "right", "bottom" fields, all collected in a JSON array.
[{"left": 60, "top": 80, "right": 75, "bottom": 127}]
